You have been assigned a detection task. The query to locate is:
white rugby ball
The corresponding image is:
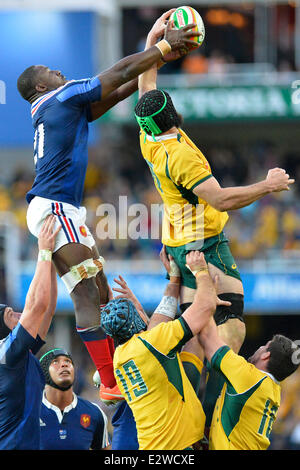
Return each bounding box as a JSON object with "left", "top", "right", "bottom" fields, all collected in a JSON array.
[{"left": 170, "top": 6, "right": 205, "bottom": 49}]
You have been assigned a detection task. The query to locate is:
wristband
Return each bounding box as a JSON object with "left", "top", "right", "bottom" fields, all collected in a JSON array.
[
  {"left": 154, "top": 296, "right": 178, "bottom": 319},
  {"left": 38, "top": 249, "right": 52, "bottom": 262},
  {"left": 154, "top": 39, "right": 171, "bottom": 57},
  {"left": 195, "top": 269, "right": 209, "bottom": 278}
]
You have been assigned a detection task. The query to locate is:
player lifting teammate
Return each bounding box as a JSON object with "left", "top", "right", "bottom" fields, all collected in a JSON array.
[
  {"left": 101, "top": 250, "right": 216, "bottom": 450},
  {"left": 134, "top": 16, "right": 295, "bottom": 431},
  {"left": 16, "top": 11, "right": 199, "bottom": 402}
]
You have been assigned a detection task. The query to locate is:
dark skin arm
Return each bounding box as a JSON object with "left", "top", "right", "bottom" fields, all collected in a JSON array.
[
  {"left": 90, "top": 11, "right": 195, "bottom": 121},
  {"left": 89, "top": 78, "right": 138, "bottom": 121},
  {"left": 97, "top": 21, "right": 199, "bottom": 100}
]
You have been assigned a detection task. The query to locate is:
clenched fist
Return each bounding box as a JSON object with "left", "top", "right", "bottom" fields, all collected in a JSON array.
[{"left": 266, "top": 168, "right": 295, "bottom": 192}]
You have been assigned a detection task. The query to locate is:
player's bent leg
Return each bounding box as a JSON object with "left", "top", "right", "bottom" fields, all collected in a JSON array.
[
  {"left": 27, "top": 197, "right": 117, "bottom": 390},
  {"left": 53, "top": 243, "right": 117, "bottom": 390},
  {"left": 91, "top": 244, "right": 110, "bottom": 305},
  {"left": 217, "top": 318, "right": 246, "bottom": 354},
  {"left": 89, "top": 244, "right": 121, "bottom": 398},
  {"left": 207, "top": 262, "right": 244, "bottom": 296},
  {"left": 52, "top": 242, "right": 101, "bottom": 325},
  {"left": 213, "top": 289, "right": 246, "bottom": 353}
]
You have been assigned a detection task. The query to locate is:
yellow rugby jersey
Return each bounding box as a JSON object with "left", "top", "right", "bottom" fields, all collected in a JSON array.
[
  {"left": 139, "top": 129, "right": 228, "bottom": 247},
  {"left": 209, "top": 346, "right": 281, "bottom": 450},
  {"left": 113, "top": 317, "right": 205, "bottom": 450}
]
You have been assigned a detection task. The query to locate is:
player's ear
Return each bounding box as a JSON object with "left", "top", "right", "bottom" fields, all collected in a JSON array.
[
  {"left": 35, "top": 82, "right": 48, "bottom": 93},
  {"left": 261, "top": 350, "right": 271, "bottom": 361}
]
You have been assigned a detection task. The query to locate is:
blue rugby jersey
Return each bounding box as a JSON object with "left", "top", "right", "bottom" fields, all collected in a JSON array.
[
  {"left": 0, "top": 323, "right": 45, "bottom": 450},
  {"left": 26, "top": 77, "right": 102, "bottom": 208},
  {"left": 40, "top": 393, "right": 109, "bottom": 450}
]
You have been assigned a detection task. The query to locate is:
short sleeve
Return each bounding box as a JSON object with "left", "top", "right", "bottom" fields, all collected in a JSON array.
[
  {"left": 0, "top": 322, "right": 36, "bottom": 367},
  {"left": 168, "top": 146, "right": 212, "bottom": 191},
  {"left": 56, "top": 77, "right": 102, "bottom": 107},
  {"left": 211, "top": 346, "right": 268, "bottom": 394},
  {"left": 30, "top": 335, "right": 46, "bottom": 356}
]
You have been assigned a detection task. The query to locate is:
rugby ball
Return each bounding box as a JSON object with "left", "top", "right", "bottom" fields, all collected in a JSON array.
[{"left": 170, "top": 6, "right": 205, "bottom": 49}]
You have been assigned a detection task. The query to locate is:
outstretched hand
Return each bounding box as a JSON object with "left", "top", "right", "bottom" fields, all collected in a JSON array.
[
  {"left": 148, "top": 9, "right": 176, "bottom": 42},
  {"left": 112, "top": 275, "right": 148, "bottom": 321},
  {"left": 164, "top": 21, "right": 200, "bottom": 51},
  {"left": 112, "top": 275, "right": 137, "bottom": 303}
]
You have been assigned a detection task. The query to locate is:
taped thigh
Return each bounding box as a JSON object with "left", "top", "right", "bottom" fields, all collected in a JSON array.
[{"left": 61, "top": 257, "right": 105, "bottom": 294}]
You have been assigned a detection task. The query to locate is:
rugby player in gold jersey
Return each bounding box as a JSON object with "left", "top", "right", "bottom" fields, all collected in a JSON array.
[{"left": 134, "top": 11, "right": 295, "bottom": 433}]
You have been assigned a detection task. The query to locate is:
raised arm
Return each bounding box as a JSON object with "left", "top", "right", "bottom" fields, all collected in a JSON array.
[
  {"left": 193, "top": 168, "right": 295, "bottom": 212},
  {"left": 89, "top": 78, "right": 138, "bottom": 121},
  {"left": 182, "top": 252, "right": 217, "bottom": 336},
  {"left": 99, "top": 16, "right": 198, "bottom": 100},
  {"left": 138, "top": 9, "right": 190, "bottom": 98},
  {"left": 37, "top": 262, "right": 58, "bottom": 340},
  {"left": 19, "top": 216, "right": 61, "bottom": 339},
  {"left": 89, "top": 11, "right": 195, "bottom": 120},
  {"left": 147, "top": 246, "right": 181, "bottom": 330},
  {"left": 197, "top": 318, "right": 226, "bottom": 363},
  {"left": 138, "top": 10, "right": 173, "bottom": 98},
  {"left": 89, "top": 10, "right": 174, "bottom": 120}
]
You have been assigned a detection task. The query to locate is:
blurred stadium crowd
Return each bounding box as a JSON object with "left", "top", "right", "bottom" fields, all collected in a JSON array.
[{"left": 127, "top": 4, "right": 299, "bottom": 75}]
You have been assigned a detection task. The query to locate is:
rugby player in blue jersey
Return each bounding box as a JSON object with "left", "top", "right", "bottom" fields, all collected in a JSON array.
[
  {"left": 16, "top": 10, "right": 198, "bottom": 403},
  {"left": 0, "top": 215, "right": 60, "bottom": 449},
  {"left": 39, "top": 348, "right": 110, "bottom": 450}
]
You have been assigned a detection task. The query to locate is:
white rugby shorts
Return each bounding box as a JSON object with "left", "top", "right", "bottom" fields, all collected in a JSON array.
[{"left": 27, "top": 196, "right": 96, "bottom": 253}]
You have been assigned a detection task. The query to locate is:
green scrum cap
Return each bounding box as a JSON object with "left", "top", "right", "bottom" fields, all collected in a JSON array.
[{"left": 134, "top": 90, "right": 168, "bottom": 141}]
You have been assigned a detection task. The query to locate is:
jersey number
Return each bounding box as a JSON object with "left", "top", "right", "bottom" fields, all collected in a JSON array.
[
  {"left": 145, "top": 160, "right": 163, "bottom": 194},
  {"left": 33, "top": 123, "right": 45, "bottom": 165},
  {"left": 115, "top": 359, "right": 148, "bottom": 402},
  {"left": 258, "top": 399, "right": 278, "bottom": 439}
]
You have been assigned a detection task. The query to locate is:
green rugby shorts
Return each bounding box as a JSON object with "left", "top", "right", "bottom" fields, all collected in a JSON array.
[{"left": 165, "top": 231, "right": 241, "bottom": 289}]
